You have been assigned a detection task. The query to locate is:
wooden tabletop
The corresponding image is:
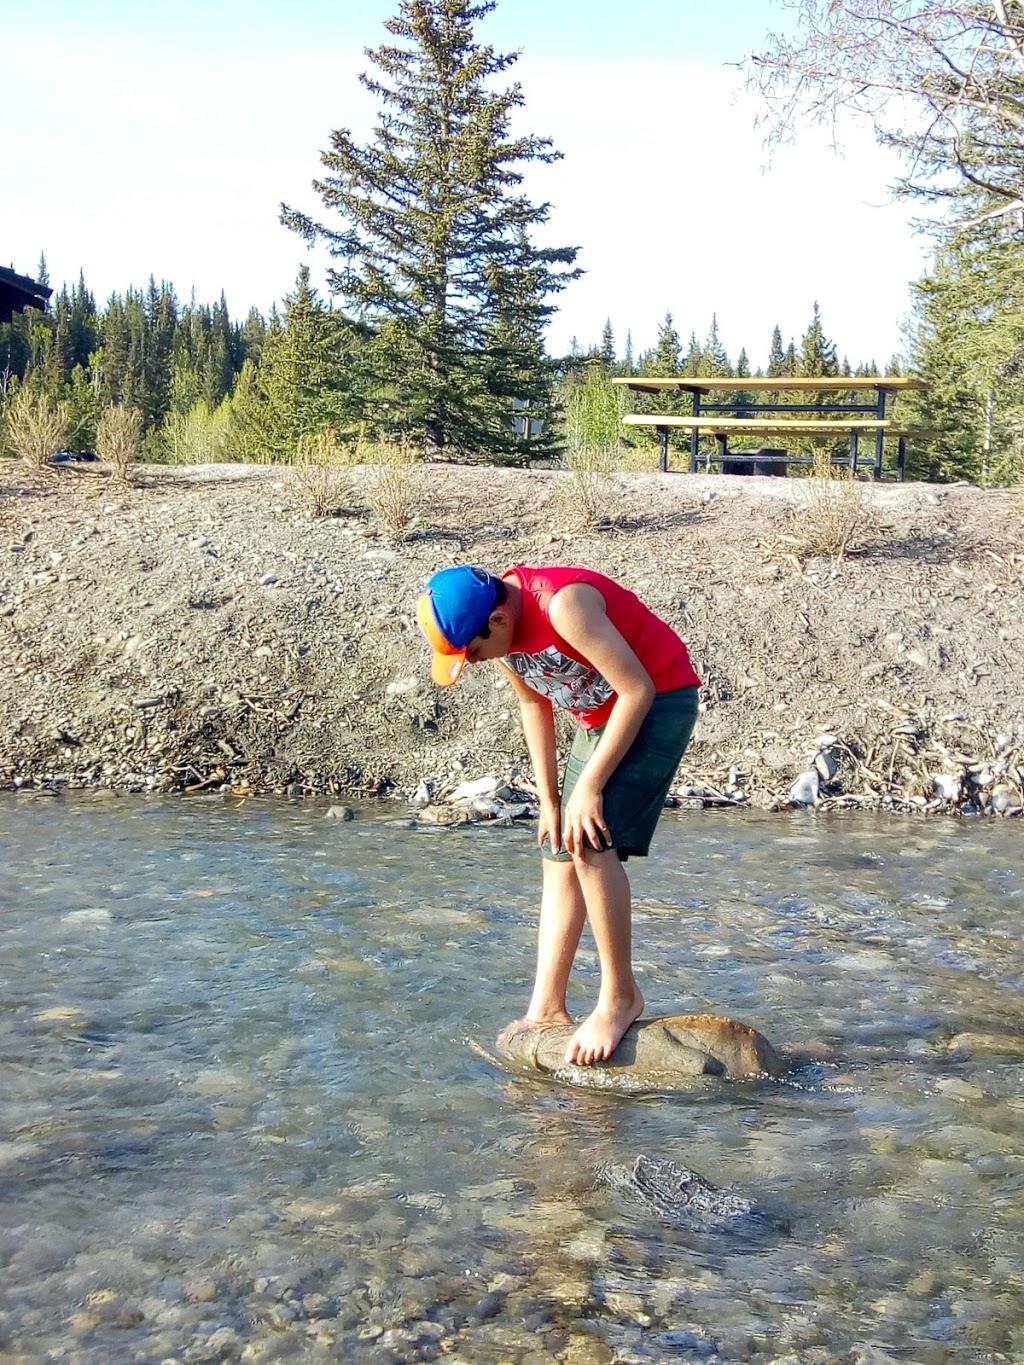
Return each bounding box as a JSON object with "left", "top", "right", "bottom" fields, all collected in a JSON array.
[
  {"left": 613, "top": 376, "right": 928, "bottom": 393},
  {"left": 621, "top": 414, "right": 895, "bottom": 431}
]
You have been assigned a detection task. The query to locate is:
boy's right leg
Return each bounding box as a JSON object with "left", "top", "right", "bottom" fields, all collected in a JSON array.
[{"left": 525, "top": 856, "right": 587, "bottom": 1027}]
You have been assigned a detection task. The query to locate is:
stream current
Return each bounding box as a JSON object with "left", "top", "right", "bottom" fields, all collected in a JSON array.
[{"left": 1, "top": 794, "right": 1022, "bottom": 1363}]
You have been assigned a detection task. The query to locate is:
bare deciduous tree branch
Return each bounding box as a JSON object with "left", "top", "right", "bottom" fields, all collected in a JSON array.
[{"left": 748, "top": 1, "right": 1024, "bottom": 217}]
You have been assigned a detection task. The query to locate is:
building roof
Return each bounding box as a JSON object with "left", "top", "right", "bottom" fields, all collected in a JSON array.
[{"left": 0, "top": 265, "right": 53, "bottom": 324}]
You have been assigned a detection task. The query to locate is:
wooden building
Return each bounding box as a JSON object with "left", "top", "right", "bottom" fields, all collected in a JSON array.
[{"left": 0, "top": 265, "right": 52, "bottom": 323}]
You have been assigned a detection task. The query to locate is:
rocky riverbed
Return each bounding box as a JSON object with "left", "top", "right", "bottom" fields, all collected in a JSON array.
[{"left": 1, "top": 459, "right": 1021, "bottom": 818}]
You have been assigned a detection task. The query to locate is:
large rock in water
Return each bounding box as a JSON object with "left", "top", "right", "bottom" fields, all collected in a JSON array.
[{"left": 494, "top": 1013, "right": 783, "bottom": 1091}]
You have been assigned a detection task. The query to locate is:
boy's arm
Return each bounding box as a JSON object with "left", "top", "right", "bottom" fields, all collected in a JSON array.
[
  {"left": 501, "top": 663, "right": 562, "bottom": 851},
  {"left": 547, "top": 583, "right": 656, "bottom": 855}
]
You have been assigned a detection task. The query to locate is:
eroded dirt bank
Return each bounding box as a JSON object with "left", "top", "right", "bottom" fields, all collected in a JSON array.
[{"left": 1, "top": 461, "right": 1021, "bottom": 816}]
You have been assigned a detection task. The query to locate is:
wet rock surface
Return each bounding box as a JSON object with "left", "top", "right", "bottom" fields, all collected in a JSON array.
[
  {"left": 1, "top": 462, "right": 1022, "bottom": 817},
  {"left": 493, "top": 1012, "right": 784, "bottom": 1090},
  {"left": 597, "top": 1155, "right": 765, "bottom": 1230}
]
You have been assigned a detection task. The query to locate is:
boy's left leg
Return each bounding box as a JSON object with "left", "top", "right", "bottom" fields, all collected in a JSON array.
[
  {"left": 565, "top": 847, "right": 644, "bottom": 1064},
  {"left": 557, "top": 687, "right": 700, "bottom": 1065}
]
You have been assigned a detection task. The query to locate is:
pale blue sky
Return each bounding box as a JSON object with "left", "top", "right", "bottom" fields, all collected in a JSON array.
[{"left": 3, "top": 0, "right": 930, "bottom": 368}]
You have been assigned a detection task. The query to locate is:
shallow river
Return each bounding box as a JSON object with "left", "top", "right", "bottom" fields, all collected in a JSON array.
[{"left": 1, "top": 794, "right": 1022, "bottom": 1364}]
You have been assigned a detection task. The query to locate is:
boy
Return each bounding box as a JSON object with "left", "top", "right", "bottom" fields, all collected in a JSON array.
[{"left": 416, "top": 564, "right": 700, "bottom": 1066}]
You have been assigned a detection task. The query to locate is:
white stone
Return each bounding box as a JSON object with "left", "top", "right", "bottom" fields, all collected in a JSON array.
[
  {"left": 450, "top": 775, "right": 500, "bottom": 801},
  {"left": 789, "top": 770, "right": 820, "bottom": 805},
  {"left": 932, "top": 772, "right": 963, "bottom": 801},
  {"left": 385, "top": 675, "right": 421, "bottom": 696},
  {"left": 990, "top": 784, "right": 1023, "bottom": 814}
]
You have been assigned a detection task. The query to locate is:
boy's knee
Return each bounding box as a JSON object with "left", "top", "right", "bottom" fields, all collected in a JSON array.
[{"left": 572, "top": 845, "right": 622, "bottom": 872}]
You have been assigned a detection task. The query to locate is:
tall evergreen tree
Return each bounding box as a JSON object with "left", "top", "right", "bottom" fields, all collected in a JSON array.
[
  {"left": 734, "top": 345, "right": 752, "bottom": 414},
  {"left": 257, "top": 267, "right": 366, "bottom": 459},
  {"left": 682, "top": 330, "right": 702, "bottom": 377},
  {"left": 766, "top": 325, "right": 787, "bottom": 378},
  {"left": 799, "top": 301, "right": 838, "bottom": 377},
  {"left": 65, "top": 273, "right": 99, "bottom": 376},
  {"left": 281, "top": 0, "right": 579, "bottom": 460},
  {"left": 599, "top": 318, "right": 616, "bottom": 372},
  {"left": 623, "top": 330, "right": 634, "bottom": 376},
  {"left": 145, "top": 279, "right": 178, "bottom": 426},
  {"left": 702, "top": 314, "right": 731, "bottom": 376},
  {"left": 799, "top": 302, "right": 838, "bottom": 417},
  {"left": 648, "top": 312, "right": 681, "bottom": 374},
  {"left": 906, "top": 222, "right": 1024, "bottom": 483}
]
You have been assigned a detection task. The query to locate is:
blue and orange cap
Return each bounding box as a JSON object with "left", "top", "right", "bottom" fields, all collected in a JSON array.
[{"left": 416, "top": 565, "right": 498, "bottom": 686}]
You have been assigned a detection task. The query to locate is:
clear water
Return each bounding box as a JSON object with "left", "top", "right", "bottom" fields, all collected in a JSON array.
[{"left": 1, "top": 794, "right": 1022, "bottom": 1364}]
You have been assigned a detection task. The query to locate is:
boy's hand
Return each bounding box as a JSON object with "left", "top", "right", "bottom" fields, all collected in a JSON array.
[
  {"left": 564, "top": 776, "right": 611, "bottom": 856},
  {"left": 538, "top": 797, "right": 561, "bottom": 853}
]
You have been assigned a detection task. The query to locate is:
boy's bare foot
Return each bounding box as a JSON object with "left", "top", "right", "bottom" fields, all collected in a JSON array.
[
  {"left": 565, "top": 990, "right": 644, "bottom": 1066},
  {"left": 497, "top": 1011, "right": 573, "bottom": 1050}
]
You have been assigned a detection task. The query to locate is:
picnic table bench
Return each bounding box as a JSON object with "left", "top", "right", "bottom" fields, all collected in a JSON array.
[{"left": 612, "top": 376, "right": 930, "bottom": 480}]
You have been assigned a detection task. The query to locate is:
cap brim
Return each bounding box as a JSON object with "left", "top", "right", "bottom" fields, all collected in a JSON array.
[{"left": 431, "top": 650, "right": 466, "bottom": 687}]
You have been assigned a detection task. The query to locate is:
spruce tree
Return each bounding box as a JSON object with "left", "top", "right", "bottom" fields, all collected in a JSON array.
[
  {"left": 649, "top": 313, "right": 681, "bottom": 374},
  {"left": 600, "top": 318, "right": 616, "bottom": 372},
  {"left": 66, "top": 273, "right": 99, "bottom": 376},
  {"left": 281, "top": 0, "right": 579, "bottom": 461},
  {"left": 258, "top": 267, "right": 367, "bottom": 460},
  {"left": 682, "top": 331, "right": 702, "bottom": 378},
  {"left": 766, "top": 325, "right": 786, "bottom": 378},
  {"left": 145, "top": 280, "right": 178, "bottom": 426},
  {"left": 799, "top": 301, "right": 838, "bottom": 378},
  {"left": 702, "top": 314, "right": 730, "bottom": 377},
  {"left": 907, "top": 223, "right": 1024, "bottom": 483},
  {"left": 96, "top": 295, "right": 130, "bottom": 408},
  {"left": 734, "top": 346, "right": 752, "bottom": 415}
]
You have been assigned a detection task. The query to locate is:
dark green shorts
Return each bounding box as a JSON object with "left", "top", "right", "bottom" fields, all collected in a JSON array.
[{"left": 541, "top": 685, "right": 699, "bottom": 862}]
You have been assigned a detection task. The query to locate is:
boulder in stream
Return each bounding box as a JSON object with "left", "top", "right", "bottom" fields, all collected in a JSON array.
[{"left": 493, "top": 1012, "right": 783, "bottom": 1092}]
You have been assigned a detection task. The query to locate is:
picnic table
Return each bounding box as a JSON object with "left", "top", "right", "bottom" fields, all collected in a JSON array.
[{"left": 612, "top": 376, "right": 930, "bottom": 480}]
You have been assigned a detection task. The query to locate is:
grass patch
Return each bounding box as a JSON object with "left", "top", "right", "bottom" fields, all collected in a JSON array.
[
  {"left": 97, "top": 404, "right": 143, "bottom": 485},
  {"left": 4, "top": 389, "right": 69, "bottom": 472},
  {"left": 362, "top": 439, "right": 422, "bottom": 537},
  {"left": 292, "top": 427, "right": 353, "bottom": 517},
  {"left": 552, "top": 443, "right": 619, "bottom": 531},
  {"left": 780, "top": 448, "right": 876, "bottom": 560}
]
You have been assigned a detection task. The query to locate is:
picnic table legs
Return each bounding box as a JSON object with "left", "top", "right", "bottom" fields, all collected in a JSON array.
[
  {"left": 690, "top": 389, "right": 702, "bottom": 473},
  {"left": 657, "top": 425, "right": 670, "bottom": 473},
  {"left": 874, "top": 387, "right": 888, "bottom": 479},
  {"left": 872, "top": 427, "right": 885, "bottom": 479}
]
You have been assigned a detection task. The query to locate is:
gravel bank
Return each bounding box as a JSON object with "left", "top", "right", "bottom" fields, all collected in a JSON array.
[{"left": 1, "top": 460, "right": 1021, "bottom": 817}]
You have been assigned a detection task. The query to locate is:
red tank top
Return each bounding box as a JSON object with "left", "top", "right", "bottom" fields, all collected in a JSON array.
[{"left": 502, "top": 566, "right": 700, "bottom": 729}]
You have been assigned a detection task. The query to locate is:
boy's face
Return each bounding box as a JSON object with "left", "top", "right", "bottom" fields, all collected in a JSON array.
[{"left": 463, "top": 607, "right": 514, "bottom": 666}]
